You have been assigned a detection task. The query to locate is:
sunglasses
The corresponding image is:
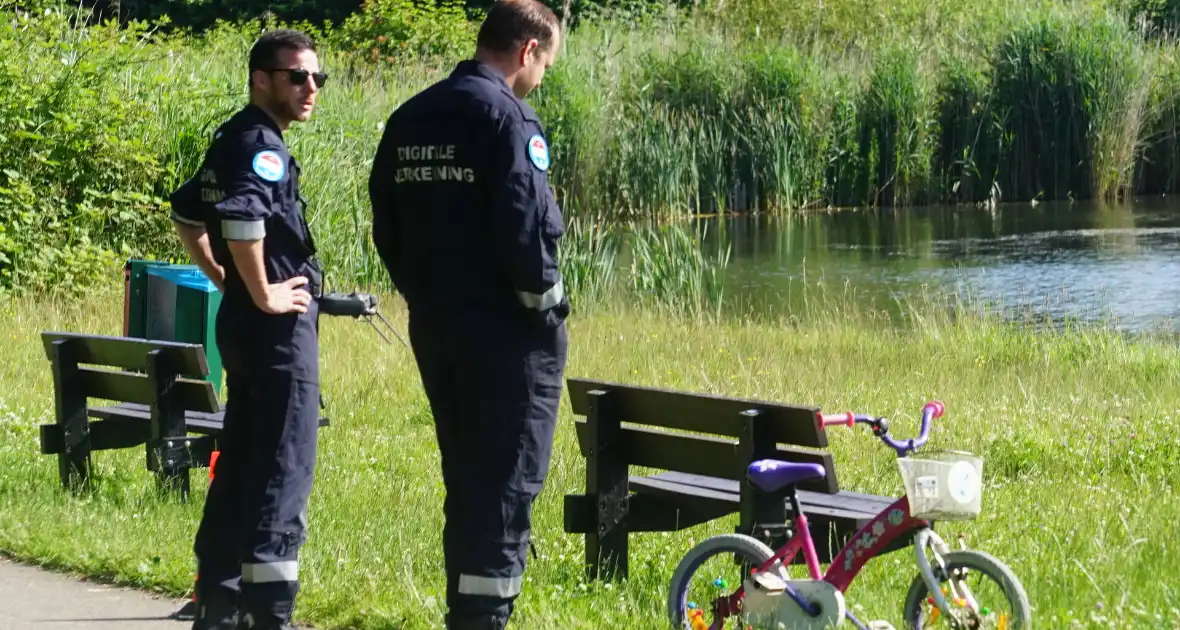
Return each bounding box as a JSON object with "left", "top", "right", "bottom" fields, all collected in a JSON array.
[{"left": 266, "top": 67, "right": 328, "bottom": 88}]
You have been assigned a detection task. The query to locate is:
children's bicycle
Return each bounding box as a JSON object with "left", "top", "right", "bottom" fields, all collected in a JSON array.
[{"left": 666, "top": 401, "right": 1031, "bottom": 630}]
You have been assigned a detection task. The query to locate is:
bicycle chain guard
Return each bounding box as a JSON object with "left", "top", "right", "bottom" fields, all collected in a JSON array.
[
  {"left": 319, "top": 291, "right": 408, "bottom": 348},
  {"left": 743, "top": 572, "right": 846, "bottom": 630}
]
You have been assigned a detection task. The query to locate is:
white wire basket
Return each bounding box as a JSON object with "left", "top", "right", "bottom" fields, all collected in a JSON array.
[{"left": 897, "top": 450, "right": 984, "bottom": 521}]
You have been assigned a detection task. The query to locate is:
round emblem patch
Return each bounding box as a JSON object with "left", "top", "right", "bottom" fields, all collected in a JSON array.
[
  {"left": 527, "top": 134, "right": 550, "bottom": 171},
  {"left": 252, "top": 150, "right": 285, "bottom": 182}
]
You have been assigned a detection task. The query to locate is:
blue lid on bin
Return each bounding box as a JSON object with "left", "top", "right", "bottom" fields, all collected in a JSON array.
[{"left": 146, "top": 265, "right": 219, "bottom": 293}]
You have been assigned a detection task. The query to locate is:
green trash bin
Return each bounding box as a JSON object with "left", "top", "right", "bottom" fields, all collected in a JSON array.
[{"left": 123, "top": 259, "right": 223, "bottom": 396}]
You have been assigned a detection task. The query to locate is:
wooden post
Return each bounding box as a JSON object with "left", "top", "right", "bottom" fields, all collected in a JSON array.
[
  {"left": 584, "top": 388, "right": 629, "bottom": 581},
  {"left": 50, "top": 339, "right": 90, "bottom": 491},
  {"left": 146, "top": 349, "right": 190, "bottom": 499},
  {"left": 738, "top": 409, "right": 791, "bottom": 550}
]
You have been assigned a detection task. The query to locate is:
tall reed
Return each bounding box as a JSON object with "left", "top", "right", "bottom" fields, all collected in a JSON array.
[
  {"left": 626, "top": 221, "right": 731, "bottom": 319},
  {"left": 991, "top": 5, "right": 1151, "bottom": 202}
]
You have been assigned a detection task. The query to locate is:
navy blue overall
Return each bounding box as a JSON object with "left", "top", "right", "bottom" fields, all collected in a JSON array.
[
  {"left": 170, "top": 104, "right": 322, "bottom": 630},
  {"left": 368, "top": 60, "right": 570, "bottom": 629}
]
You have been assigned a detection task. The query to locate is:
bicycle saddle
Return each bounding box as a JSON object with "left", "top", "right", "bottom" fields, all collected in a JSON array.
[{"left": 747, "top": 459, "right": 827, "bottom": 493}]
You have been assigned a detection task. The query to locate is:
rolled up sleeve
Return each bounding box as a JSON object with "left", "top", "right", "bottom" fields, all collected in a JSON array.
[
  {"left": 215, "top": 143, "right": 281, "bottom": 240},
  {"left": 168, "top": 177, "right": 205, "bottom": 228}
]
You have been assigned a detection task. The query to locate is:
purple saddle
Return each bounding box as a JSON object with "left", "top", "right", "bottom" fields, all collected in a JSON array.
[{"left": 747, "top": 459, "right": 827, "bottom": 493}]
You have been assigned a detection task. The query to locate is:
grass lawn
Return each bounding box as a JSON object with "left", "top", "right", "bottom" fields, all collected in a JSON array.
[{"left": 0, "top": 283, "right": 1177, "bottom": 629}]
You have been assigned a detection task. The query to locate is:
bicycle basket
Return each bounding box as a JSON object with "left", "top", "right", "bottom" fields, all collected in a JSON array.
[{"left": 897, "top": 451, "right": 983, "bottom": 521}]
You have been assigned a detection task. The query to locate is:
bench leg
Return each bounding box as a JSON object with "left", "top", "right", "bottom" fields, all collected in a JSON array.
[
  {"left": 50, "top": 340, "right": 92, "bottom": 491},
  {"left": 738, "top": 409, "right": 792, "bottom": 568},
  {"left": 146, "top": 349, "right": 192, "bottom": 501},
  {"left": 58, "top": 445, "right": 91, "bottom": 491},
  {"left": 150, "top": 437, "right": 192, "bottom": 499},
  {"left": 584, "top": 389, "right": 630, "bottom": 581},
  {"left": 586, "top": 491, "right": 629, "bottom": 581}
]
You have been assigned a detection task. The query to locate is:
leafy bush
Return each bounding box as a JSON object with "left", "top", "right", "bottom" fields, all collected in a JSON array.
[
  {"left": 1118, "top": 0, "right": 1180, "bottom": 34},
  {"left": 330, "top": 0, "right": 480, "bottom": 63},
  {"left": 0, "top": 8, "right": 184, "bottom": 292}
]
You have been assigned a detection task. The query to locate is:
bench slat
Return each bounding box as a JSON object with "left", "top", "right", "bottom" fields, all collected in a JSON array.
[
  {"left": 79, "top": 368, "right": 219, "bottom": 414},
  {"left": 89, "top": 402, "right": 331, "bottom": 431},
  {"left": 41, "top": 332, "right": 209, "bottom": 376},
  {"left": 89, "top": 404, "right": 225, "bottom": 435},
  {"left": 567, "top": 378, "right": 827, "bottom": 448},
  {"left": 629, "top": 474, "right": 739, "bottom": 505},
  {"left": 632, "top": 474, "right": 887, "bottom": 523},
  {"left": 636, "top": 472, "right": 893, "bottom": 518},
  {"left": 574, "top": 420, "right": 838, "bottom": 494}
]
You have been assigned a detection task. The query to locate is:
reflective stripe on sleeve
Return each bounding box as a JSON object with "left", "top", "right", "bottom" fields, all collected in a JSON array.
[
  {"left": 222, "top": 219, "right": 266, "bottom": 240},
  {"left": 170, "top": 210, "right": 204, "bottom": 227}
]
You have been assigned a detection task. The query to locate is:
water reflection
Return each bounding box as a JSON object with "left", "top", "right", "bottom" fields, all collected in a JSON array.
[{"left": 692, "top": 198, "right": 1180, "bottom": 332}]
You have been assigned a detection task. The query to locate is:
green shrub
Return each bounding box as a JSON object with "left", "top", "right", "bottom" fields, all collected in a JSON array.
[
  {"left": 332, "top": 0, "right": 480, "bottom": 63},
  {"left": 0, "top": 9, "right": 184, "bottom": 292}
]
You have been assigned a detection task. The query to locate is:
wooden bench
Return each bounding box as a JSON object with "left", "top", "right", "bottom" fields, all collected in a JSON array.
[
  {"left": 38, "top": 331, "right": 225, "bottom": 498},
  {"left": 37, "top": 331, "right": 328, "bottom": 499},
  {"left": 561, "top": 377, "right": 910, "bottom": 581}
]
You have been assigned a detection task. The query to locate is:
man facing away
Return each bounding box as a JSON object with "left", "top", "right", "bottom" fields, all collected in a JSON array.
[
  {"left": 367, "top": 1, "right": 569, "bottom": 628},
  {"left": 169, "top": 28, "right": 328, "bottom": 630}
]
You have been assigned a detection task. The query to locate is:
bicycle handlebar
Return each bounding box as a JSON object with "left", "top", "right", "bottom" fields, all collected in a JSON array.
[{"left": 816, "top": 400, "right": 944, "bottom": 457}]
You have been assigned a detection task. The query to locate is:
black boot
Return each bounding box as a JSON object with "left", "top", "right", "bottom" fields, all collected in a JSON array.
[
  {"left": 190, "top": 585, "right": 238, "bottom": 630},
  {"left": 445, "top": 613, "right": 510, "bottom": 630},
  {"left": 234, "top": 613, "right": 294, "bottom": 630}
]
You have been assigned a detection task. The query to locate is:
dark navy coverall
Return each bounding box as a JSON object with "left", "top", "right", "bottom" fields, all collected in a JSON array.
[
  {"left": 170, "top": 103, "right": 322, "bottom": 630},
  {"left": 368, "top": 60, "right": 570, "bottom": 628}
]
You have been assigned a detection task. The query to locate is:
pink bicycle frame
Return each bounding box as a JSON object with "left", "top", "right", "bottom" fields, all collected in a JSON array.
[{"left": 751, "top": 495, "right": 932, "bottom": 590}]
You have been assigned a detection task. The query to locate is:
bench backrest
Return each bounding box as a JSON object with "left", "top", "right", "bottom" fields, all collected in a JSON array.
[
  {"left": 41, "top": 331, "right": 219, "bottom": 414},
  {"left": 566, "top": 377, "right": 839, "bottom": 494}
]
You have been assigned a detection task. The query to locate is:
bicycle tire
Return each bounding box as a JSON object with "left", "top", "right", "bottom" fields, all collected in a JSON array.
[
  {"left": 901, "top": 549, "right": 1032, "bottom": 629},
  {"left": 666, "top": 533, "right": 776, "bottom": 629}
]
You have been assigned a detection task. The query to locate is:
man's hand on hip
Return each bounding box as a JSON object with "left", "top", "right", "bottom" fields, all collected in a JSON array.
[{"left": 261, "top": 276, "right": 312, "bottom": 314}]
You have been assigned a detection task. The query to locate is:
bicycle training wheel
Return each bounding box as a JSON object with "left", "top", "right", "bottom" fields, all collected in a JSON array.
[
  {"left": 666, "top": 533, "right": 775, "bottom": 629},
  {"left": 902, "top": 549, "right": 1031, "bottom": 630}
]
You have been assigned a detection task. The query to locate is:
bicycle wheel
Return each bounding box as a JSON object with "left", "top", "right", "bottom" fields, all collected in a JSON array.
[
  {"left": 902, "top": 549, "right": 1031, "bottom": 629},
  {"left": 666, "top": 533, "right": 776, "bottom": 629}
]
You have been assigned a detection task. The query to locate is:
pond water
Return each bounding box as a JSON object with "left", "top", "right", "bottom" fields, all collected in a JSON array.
[{"left": 695, "top": 198, "right": 1180, "bottom": 333}]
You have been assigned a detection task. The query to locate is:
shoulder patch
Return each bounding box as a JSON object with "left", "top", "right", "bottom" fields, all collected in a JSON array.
[
  {"left": 252, "top": 150, "right": 285, "bottom": 182},
  {"left": 527, "top": 134, "right": 550, "bottom": 171}
]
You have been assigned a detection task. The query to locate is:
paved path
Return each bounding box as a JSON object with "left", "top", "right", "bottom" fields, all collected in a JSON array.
[{"left": 0, "top": 557, "right": 192, "bottom": 629}]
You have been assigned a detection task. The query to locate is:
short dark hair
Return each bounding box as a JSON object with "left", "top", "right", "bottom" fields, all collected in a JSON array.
[
  {"left": 476, "top": 0, "right": 560, "bottom": 55},
  {"left": 248, "top": 28, "right": 317, "bottom": 83}
]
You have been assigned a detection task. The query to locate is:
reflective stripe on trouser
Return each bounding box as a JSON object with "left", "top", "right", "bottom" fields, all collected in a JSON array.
[
  {"left": 408, "top": 314, "right": 568, "bottom": 618},
  {"left": 516, "top": 279, "right": 563, "bottom": 312},
  {"left": 192, "top": 359, "right": 320, "bottom": 627}
]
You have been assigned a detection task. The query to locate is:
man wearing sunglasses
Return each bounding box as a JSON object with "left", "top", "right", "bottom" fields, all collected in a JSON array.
[
  {"left": 368, "top": 1, "right": 567, "bottom": 629},
  {"left": 169, "top": 28, "right": 327, "bottom": 630}
]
